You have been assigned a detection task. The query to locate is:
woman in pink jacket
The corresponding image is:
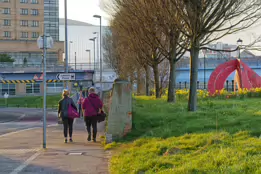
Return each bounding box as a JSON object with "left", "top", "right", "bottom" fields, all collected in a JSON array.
[{"left": 82, "top": 87, "right": 103, "bottom": 142}]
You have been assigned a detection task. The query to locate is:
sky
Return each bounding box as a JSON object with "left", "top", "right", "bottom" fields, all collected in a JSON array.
[
  {"left": 59, "top": 0, "right": 110, "bottom": 26},
  {"left": 59, "top": 0, "right": 261, "bottom": 54}
]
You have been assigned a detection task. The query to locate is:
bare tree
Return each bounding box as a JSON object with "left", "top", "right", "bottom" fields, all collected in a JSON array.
[
  {"left": 106, "top": 0, "right": 167, "bottom": 98},
  {"left": 170, "top": 0, "right": 261, "bottom": 111}
]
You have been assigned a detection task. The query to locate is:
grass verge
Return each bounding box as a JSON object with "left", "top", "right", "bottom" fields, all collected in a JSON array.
[
  {"left": 0, "top": 95, "right": 61, "bottom": 108},
  {"left": 108, "top": 96, "right": 261, "bottom": 173}
]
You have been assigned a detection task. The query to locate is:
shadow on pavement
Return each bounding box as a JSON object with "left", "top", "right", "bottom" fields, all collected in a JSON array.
[{"left": 0, "top": 155, "right": 71, "bottom": 174}]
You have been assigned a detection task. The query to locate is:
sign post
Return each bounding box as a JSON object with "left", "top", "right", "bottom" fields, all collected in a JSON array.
[
  {"left": 4, "top": 93, "right": 9, "bottom": 106},
  {"left": 56, "top": 73, "right": 76, "bottom": 81},
  {"left": 37, "top": 34, "right": 53, "bottom": 149}
]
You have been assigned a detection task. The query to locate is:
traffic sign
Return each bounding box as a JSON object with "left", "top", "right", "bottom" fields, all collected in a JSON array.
[
  {"left": 4, "top": 93, "right": 9, "bottom": 99},
  {"left": 56, "top": 73, "right": 76, "bottom": 81}
]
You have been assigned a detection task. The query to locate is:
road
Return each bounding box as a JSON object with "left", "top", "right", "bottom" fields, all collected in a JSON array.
[{"left": 0, "top": 108, "right": 58, "bottom": 136}]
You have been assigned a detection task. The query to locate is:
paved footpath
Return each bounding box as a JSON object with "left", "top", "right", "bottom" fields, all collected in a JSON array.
[{"left": 0, "top": 120, "right": 110, "bottom": 174}]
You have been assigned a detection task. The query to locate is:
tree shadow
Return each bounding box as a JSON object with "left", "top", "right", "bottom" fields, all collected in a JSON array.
[
  {"left": 119, "top": 98, "right": 261, "bottom": 143},
  {"left": 0, "top": 155, "right": 71, "bottom": 174}
]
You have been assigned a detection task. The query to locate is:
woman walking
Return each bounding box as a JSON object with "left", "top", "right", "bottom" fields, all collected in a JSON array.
[
  {"left": 82, "top": 87, "right": 103, "bottom": 142},
  {"left": 58, "top": 89, "right": 78, "bottom": 143}
]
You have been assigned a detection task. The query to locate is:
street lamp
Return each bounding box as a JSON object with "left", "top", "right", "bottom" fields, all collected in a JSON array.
[
  {"left": 85, "top": 49, "right": 91, "bottom": 68},
  {"left": 203, "top": 49, "right": 206, "bottom": 89},
  {"left": 89, "top": 37, "right": 97, "bottom": 70},
  {"left": 37, "top": 34, "right": 54, "bottom": 149},
  {"left": 69, "top": 41, "right": 73, "bottom": 64},
  {"left": 93, "top": 14, "right": 103, "bottom": 98},
  {"left": 237, "top": 38, "right": 243, "bottom": 59},
  {"left": 93, "top": 32, "right": 99, "bottom": 71}
]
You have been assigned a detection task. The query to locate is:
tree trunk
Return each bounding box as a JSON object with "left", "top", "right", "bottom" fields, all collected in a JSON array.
[
  {"left": 153, "top": 64, "right": 160, "bottom": 98},
  {"left": 188, "top": 41, "right": 200, "bottom": 111},
  {"left": 145, "top": 65, "right": 150, "bottom": 96},
  {"left": 137, "top": 68, "right": 142, "bottom": 95},
  {"left": 167, "top": 36, "right": 177, "bottom": 103},
  {"left": 167, "top": 59, "right": 177, "bottom": 103}
]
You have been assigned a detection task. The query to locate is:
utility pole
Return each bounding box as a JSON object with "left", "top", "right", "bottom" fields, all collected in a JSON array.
[
  {"left": 75, "top": 52, "right": 76, "bottom": 70},
  {"left": 64, "top": 0, "right": 69, "bottom": 88}
]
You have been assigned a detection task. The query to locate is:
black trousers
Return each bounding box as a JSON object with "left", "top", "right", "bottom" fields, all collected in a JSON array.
[
  {"left": 84, "top": 116, "right": 97, "bottom": 139},
  {"left": 62, "top": 117, "right": 74, "bottom": 138}
]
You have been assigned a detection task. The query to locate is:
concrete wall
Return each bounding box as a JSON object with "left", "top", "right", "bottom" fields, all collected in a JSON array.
[
  {"left": 106, "top": 80, "right": 132, "bottom": 142},
  {"left": 16, "top": 83, "right": 26, "bottom": 95}
]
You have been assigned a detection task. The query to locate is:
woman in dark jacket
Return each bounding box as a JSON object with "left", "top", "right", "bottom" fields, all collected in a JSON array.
[{"left": 58, "top": 89, "right": 77, "bottom": 143}]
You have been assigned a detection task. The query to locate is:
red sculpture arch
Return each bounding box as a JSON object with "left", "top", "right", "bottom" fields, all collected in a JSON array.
[{"left": 208, "top": 59, "right": 261, "bottom": 95}]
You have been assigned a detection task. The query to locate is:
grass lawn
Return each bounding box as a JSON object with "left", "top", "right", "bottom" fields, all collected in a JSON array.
[
  {"left": 0, "top": 95, "right": 62, "bottom": 108},
  {"left": 109, "top": 96, "right": 261, "bottom": 173}
]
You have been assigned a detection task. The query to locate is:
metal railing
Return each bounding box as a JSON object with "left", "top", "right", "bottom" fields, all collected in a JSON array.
[{"left": 0, "top": 62, "right": 114, "bottom": 72}]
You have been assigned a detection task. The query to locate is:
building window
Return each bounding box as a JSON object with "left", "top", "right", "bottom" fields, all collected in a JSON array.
[
  {"left": 20, "top": 0, "right": 28, "bottom": 3},
  {"left": 32, "top": 32, "right": 39, "bottom": 38},
  {"left": 31, "top": 9, "right": 39, "bottom": 16},
  {"left": 3, "top": 31, "right": 11, "bottom": 38},
  {"left": 20, "top": 8, "right": 28, "bottom": 15},
  {"left": 32, "top": 20, "right": 39, "bottom": 27},
  {"left": 31, "top": 0, "right": 38, "bottom": 4},
  {"left": 26, "top": 83, "right": 40, "bottom": 94},
  {"left": 20, "top": 20, "right": 28, "bottom": 26},
  {"left": 3, "top": 19, "right": 11, "bottom": 26},
  {"left": 21, "top": 32, "right": 28, "bottom": 38},
  {"left": 1, "top": 84, "right": 16, "bottom": 96},
  {"left": 3, "top": 8, "right": 10, "bottom": 14},
  {"left": 2, "top": 0, "right": 10, "bottom": 2}
]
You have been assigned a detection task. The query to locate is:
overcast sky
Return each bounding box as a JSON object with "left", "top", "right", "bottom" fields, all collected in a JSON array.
[
  {"left": 59, "top": 0, "right": 261, "bottom": 54},
  {"left": 59, "top": 0, "right": 109, "bottom": 26}
]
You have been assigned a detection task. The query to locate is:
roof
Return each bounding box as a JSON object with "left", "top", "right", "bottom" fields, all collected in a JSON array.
[{"left": 59, "top": 18, "right": 94, "bottom": 26}]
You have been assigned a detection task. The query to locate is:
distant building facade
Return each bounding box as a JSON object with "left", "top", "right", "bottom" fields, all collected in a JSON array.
[
  {"left": 59, "top": 18, "right": 116, "bottom": 89},
  {"left": 0, "top": 0, "right": 64, "bottom": 96}
]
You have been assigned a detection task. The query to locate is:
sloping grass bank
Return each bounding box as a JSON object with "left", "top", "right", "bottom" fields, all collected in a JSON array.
[{"left": 109, "top": 97, "right": 261, "bottom": 173}]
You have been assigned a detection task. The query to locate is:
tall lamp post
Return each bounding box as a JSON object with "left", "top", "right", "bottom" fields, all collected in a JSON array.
[
  {"left": 69, "top": 41, "right": 73, "bottom": 64},
  {"left": 237, "top": 38, "right": 243, "bottom": 89},
  {"left": 93, "top": 32, "right": 99, "bottom": 71},
  {"left": 37, "top": 34, "right": 54, "bottom": 149},
  {"left": 93, "top": 15, "right": 102, "bottom": 98},
  {"left": 64, "top": 0, "right": 69, "bottom": 88},
  {"left": 203, "top": 49, "right": 206, "bottom": 89},
  {"left": 85, "top": 49, "right": 91, "bottom": 68},
  {"left": 89, "top": 37, "right": 97, "bottom": 70},
  {"left": 237, "top": 38, "right": 243, "bottom": 59}
]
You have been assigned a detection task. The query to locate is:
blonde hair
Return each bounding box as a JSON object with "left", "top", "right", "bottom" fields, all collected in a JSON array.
[
  {"left": 88, "top": 87, "right": 96, "bottom": 94},
  {"left": 62, "top": 89, "right": 69, "bottom": 97}
]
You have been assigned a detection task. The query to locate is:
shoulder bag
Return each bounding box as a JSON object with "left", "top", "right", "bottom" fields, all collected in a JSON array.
[{"left": 87, "top": 97, "right": 107, "bottom": 123}]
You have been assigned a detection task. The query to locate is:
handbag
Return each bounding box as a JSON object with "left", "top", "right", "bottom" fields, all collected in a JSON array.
[
  {"left": 68, "top": 98, "right": 80, "bottom": 119},
  {"left": 87, "top": 97, "right": 107, "bottom": 123}
]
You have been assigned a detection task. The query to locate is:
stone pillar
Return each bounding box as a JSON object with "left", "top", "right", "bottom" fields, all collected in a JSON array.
[{"left": 106, "top": 79, "right": 132, "bottom": 143}]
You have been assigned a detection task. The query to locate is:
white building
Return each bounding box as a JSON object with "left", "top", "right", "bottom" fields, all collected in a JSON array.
[
  {"left": 199, "top": 42, "right": 238, "bottom": 58},
  {"left": 59, "top": 18, "right": 116, "bottom": 89}
]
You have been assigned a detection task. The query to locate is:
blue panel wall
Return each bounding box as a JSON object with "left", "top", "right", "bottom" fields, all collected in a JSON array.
[{"left": 0, "top": 71, "right": 94, "bottom": 81}]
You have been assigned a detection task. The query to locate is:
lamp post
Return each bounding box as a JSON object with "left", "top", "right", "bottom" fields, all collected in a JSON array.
[
  {"left": 69, "top": 41, "right": 73, "bottom": 64},
  {"left": 37, "top": 34, "right": 54, "bottom": 149},
  {"left": 64, "top": 0, "right": 69, "bottom": 89},
  {"left": 89, "top": 37, "right": 97, "bottom": 70},
  {"left": 85, "top": 49, "right": 91, "bottom": 69},
  {"left": 93, "top": 14, "right": 102, "bottom": 98},
  {"left": 93, "top": 32, "right": 99, "bottom": 71},
  {"left": 237, "top": 38, "right": 243, "bottom": 59},
  {"left": 203, "top": 49, "right": 206, "bottom": 89}
]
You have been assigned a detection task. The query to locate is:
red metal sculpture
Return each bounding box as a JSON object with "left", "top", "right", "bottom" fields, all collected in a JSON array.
[{"left": 208, "top": 59, "right": 261, "bottom": 95}]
